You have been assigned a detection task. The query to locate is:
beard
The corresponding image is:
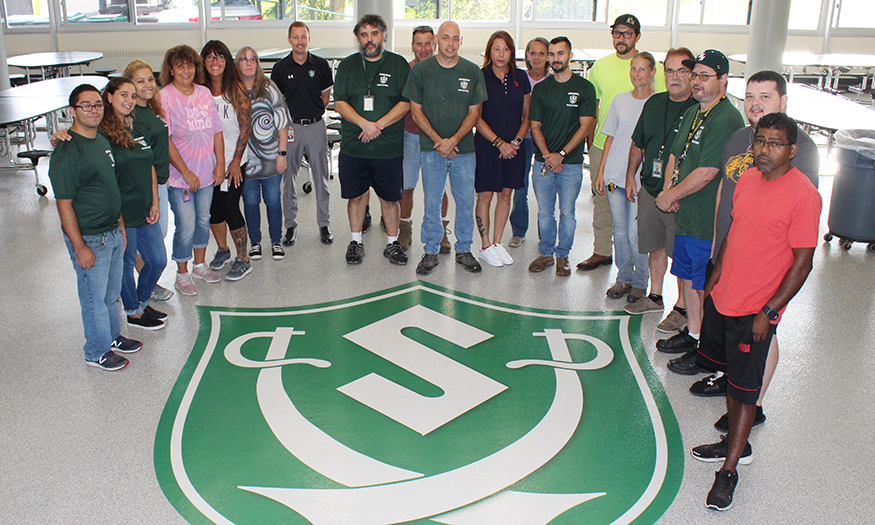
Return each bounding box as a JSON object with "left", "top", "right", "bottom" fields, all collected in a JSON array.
[
  {"left": 552, "top": 61, "right": 568, "bottom": 73},
  {"left": 360, "top": 41, "right": 383, "bottom": 58}
]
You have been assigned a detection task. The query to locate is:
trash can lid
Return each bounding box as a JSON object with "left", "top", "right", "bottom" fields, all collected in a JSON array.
[{"left": 836, "top": 129, "right": 875, "bottom": 161}]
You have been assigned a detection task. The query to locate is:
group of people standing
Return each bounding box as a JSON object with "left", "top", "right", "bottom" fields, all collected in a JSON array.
[{"left": 51, "top": 11, "right": 823, "bottom": 515}]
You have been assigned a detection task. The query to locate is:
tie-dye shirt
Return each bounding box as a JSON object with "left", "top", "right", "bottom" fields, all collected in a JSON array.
[{"left": 161, "top": 83, "right": 223, "bottom": 189}]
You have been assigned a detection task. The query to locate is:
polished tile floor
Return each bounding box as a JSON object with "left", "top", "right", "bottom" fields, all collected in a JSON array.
[{"left": 1, "top": 135, "right": 871, "bottom": 524}]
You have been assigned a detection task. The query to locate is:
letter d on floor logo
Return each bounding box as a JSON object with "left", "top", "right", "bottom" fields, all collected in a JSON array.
[{"left": 155, "top": 282, "right": 684, "bottom": 524}]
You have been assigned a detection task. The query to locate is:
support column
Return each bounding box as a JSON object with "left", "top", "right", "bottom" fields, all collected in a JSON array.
[
  {"left": 356, "top": 0, "right": 395, "bottom": 52},
  {"left": 0, "top": 23, "right": 10, "bottom": 90},
  {"left": 745, "top": 0, "right": 792, "bottom": 80}
]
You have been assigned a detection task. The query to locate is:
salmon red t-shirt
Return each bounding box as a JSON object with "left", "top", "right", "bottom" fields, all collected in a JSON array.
[{"left": 711, "top": 166, "right": 821, "bottom": 321}]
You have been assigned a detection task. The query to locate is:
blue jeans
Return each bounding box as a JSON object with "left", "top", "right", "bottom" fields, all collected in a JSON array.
[
  {"left": 242, "top": 173, "right": 283, "bottom": 245},
  {"left": 121, "top": 222, "right": 167, "bottom": 315},
  {"left": 531, "top": 161, "right": 583, "bottom": 259},
  {"left": 402, "top": 130, "right": 422, "bottom": 191},
  {"left": 509, "top": 137, "right": 535, "bottom": 238},
  {"left": 607, "top": 187, "right": 649, "bottom": 289},
  {"left": 421, "top": 151, "right": 476, "bottom": 255},
  {"left": 157, "top": 183, "right": 169, "bottom": 238},
  {"left": 64, "top": 227, "right": 124, "bottom": 362},
  {"left": 168, "top": 185, "right": 214, "bottom": 263}
]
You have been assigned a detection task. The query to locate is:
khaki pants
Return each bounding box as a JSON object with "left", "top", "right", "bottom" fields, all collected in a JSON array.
[{"left": 587, "top": 146, "right": 613, "bottom": 257}]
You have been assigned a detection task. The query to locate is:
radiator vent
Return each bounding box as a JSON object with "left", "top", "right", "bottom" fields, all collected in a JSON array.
[{"left": 102, "top": 50, "right": 166, "bottom": 60}]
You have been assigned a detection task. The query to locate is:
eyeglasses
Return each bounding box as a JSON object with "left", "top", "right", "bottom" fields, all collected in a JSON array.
[
  {"left": 205, "top": 54, "right": 226, "bottom": 62},
  {"left": 73, "top": 102, "right": 104, "bottom": 112},
  {"left": 611, "top": 29, "right": 635, "bottom": 39},
  {"left": 753, "top": 138, "right": 791, "bottom": 149},
  {"left": 665, "top": 68, "right": 689, "bottom": 77},
  {"left": 689, "top": 71, "right": 716, "bottom": 81}
]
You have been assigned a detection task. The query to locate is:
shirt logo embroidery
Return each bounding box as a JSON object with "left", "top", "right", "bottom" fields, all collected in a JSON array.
[
  {"left": 288, "top": 74, "right": 294, "bottom": 80},
  {"left": 567, "top": 92, "right": 579, "bottom": 107},
  {"left": 379, "top": 73, "right": 390, "bottom": 86},
  {"left": 105, "top": 149, "right": 115, "bottom": 167},
  {"left": 309, "top": 70, "right": 316, "bottom": 78},
  {"left": 739, "top": 343, "right": 751, "bottom": 354},
  {"left": 458, "top": 78, "right": 470, "bottom": 92}
]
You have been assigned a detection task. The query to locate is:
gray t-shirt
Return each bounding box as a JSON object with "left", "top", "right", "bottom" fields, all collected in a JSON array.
[{"left": 713, "top": 125, "right": 820, "bottom": 257}]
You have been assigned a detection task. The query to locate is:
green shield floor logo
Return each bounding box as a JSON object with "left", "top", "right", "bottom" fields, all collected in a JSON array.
[{"left": 155, "top": 282, "right": 683, "bottom": 524}]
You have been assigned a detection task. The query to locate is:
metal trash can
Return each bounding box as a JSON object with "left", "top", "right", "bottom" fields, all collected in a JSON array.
[{"left": 825, "top": 129, "right": 875, "bottom": 251}]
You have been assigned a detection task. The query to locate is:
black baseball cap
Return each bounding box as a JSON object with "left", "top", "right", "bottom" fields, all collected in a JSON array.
[
  {"left": 611, "top": 14, "right": 641, "bottom": 34},
  {"left": 682, "top": 49, "right": 730, "bottom": 76}
]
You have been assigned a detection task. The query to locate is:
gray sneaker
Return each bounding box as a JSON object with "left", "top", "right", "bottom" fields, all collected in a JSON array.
[
  {"left": 455, "top": 252, "right": 482, "bottom": 273},
  {"left": 150, "top": 283, "right": 174, "bottom": 302},
  {"left": 209, "top": 247, "right": 231, "bottom": 270},
  {"left": 657, "top": 309, "right": 688, "bottom": 333},
  {"left": 224, "top": 257, "right": 252, "bottom": 281},
  {"left": 625, "top": 295, "right": 664, "bottom": 315},
  {"left": 416, "top": 253, "right": 439, "bottom": 275}
]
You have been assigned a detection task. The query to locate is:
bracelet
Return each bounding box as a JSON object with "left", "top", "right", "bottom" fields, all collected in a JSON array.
[
  {"left": 152, "top": 196, "right": 160, "bottom": 200},
  {"left": 512, "top": 137, "right": 523, "bottom": 147},
  {"left": 492, "top": 137, "right": 502, "bottom": 148},
  {"left": 182, "top": 169, "right": 191, "bottom": 176}
]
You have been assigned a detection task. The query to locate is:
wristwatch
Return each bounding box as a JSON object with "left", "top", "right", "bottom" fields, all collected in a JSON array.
[
  {"left": 762, "top": 305, "right": 779, "bottom": 321},
  {"left": 279, "top": 151, "right": 287, "bottom": 157},
  {"left": 559, "top": 149, "right": 567, "bottom": 157},
  {"left": 512, "top": 137, "right": 523, "bottom": 147}
]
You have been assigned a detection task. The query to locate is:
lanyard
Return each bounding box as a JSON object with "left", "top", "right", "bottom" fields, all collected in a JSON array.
[
  {"left": 656, "top": 97, "right": 675, "bottom": 161},
  {"left": 361, "top": 53, "right": 385, "bottom": 96},
  {"left": 676, "top": 96, "right": 725, "bottom": 169}
]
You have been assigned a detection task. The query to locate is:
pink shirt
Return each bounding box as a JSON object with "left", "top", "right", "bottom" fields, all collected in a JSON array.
[{"left": 161, "top": 83, "right": 223, "bottom": 189}]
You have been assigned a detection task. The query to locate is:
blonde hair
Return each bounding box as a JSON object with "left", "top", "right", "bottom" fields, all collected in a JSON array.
[
  {"left": 123, "top": 60, "right": 164, "bottom": 119},
  {"left": 235, "top": 46, "right": 269, "bottom": 100}
]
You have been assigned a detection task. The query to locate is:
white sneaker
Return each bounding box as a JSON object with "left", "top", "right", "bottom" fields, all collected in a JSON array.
[
  {"left": 192, "top": 264, "right": 221, "bottom": 283},
  {"left": 493, "top": 243, "right": 513, "bottom": 265},
  {"left": 479, "top": 245, "right": 504, "bottom": 267}
]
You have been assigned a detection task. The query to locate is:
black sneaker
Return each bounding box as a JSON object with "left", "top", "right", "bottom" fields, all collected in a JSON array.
[
  {"left": 706, "top": 469, "right": 738, "bottom": 511},
  {"left": 346, "top": 241, "right": 364, "bottom": 264},
  {"left": 383, "top": 241, "right": 408, "bottom": 265},
  {"left": 144, "top": 305, "right": 167, "bottom": 319},
  {"left": 715, "top": 406, "right": 766, "bottom": 432},
  {"left": 455, "top": 252, "right": 482, "bottom": 272},
  {"left": 362, "top": 205, "right": 372, "bottom": 233},
  {"left": 656, "top": 327, "right": 698, "bottom": 354},
  {"left": 282, "top": 226, "right": 297, "bottom": 246},
  {"left": 416, "top": 253, "right": 439, "bottom": 275},
  {"left": 320, "top": 226, "right": 334, "bottom": 244},
  {"left": 668, "top": 349, "right": 709, "bottom": 375},
  {"left": 110, "top": 335, "right": 142, "bottom": 354},
  {"left": 271, "top": 243, "right": 285, "bottom": 260},
  {"left": 249, "top": 243, "right": 263, "bottom": 260},
  {"left": 86, "top": 351, "right": 129, "bottom": 371},
  {"left": 692, "top": 435, "right": 752, "bottom": 465},
  {"left": 690, "top": 372, "right": 727, "bottom": 397},
  {"left": 128, "top": 313, "right": 166, "bottom": 330}
]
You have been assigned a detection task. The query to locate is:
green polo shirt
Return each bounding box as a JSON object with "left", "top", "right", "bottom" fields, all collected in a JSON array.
[
  {"left": 133, "top": 103, "right": 170, "bottom": 184},
  {"left": 107, "top": 123, "right": 155, "bottom": 229},
  {"left": 334, "top": 50, "right": 410, "bottom": 159},
  {"left": 403, "top": 55, "right": 488, "bottom": 155},
  {"left": 529, "top": 74, "right": 597, "bottom": 165},
  {"left": 49, "top": 131, "right": 121, "bottom": 236}
]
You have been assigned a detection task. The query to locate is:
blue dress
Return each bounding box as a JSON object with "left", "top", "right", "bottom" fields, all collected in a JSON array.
[{"left": 474, "top": 67, "right": 531, "bottom": 193}]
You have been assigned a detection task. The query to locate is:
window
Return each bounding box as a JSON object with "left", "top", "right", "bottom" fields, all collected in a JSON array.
[
  {"left": 607, "top": 0, "right": 669, "bottom": 26},
  {"left": 524, "top": 0, "right": 596, "bottom": 21},
  {"left": 61, "top": 0, "right": 130, "bottom": 23},
  {"left": 679, "top": 0, "right": 750, "bottom": 25},
  {"left": 294, "top": 0, "right": 351, "bottom": 20},
  {"left": 4, "top": 0, "right": 51, "bottom": 26},
  {"left": 835, "top": 0, "right": 875, "bottom": 29},
  {"left": 523, "top": 0, "right": 666, "bottom": 24}
]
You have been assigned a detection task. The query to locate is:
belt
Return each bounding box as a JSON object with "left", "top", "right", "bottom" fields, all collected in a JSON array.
[{"left": 292, "top": 116, "right": 322, "bottom": 125}]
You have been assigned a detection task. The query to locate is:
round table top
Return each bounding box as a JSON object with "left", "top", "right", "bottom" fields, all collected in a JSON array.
[{"left": 7, "top": 51, "right": 104, "bottom": 69}]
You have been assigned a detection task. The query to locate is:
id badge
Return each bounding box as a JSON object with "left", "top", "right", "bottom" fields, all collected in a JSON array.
[
  {"left": 183, "top": 189, "right": 191, "bottom": 203},
  {"left": 363, "top": 95, "right": 374, "bottom": 112},
  {"left": 289, "top": 127, "right": 295, "bottom": 143},
  {"left": 652, "top": 159, "right": 663, "bottom": 179}
]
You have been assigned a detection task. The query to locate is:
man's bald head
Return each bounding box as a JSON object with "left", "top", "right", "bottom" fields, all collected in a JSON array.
[{"left": 436, "top": 21, "right": 462, "bottom": 62}]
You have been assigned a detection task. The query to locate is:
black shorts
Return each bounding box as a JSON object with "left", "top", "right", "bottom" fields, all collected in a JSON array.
[
  {"left": 209, "top": 178, "right": 245, "bottom": 230},
  {"left": 698, "top": 295, "right": 776, "bottom": 405},
  {"left": 338, "top": 153, "right": 403, "bottom": 202}
]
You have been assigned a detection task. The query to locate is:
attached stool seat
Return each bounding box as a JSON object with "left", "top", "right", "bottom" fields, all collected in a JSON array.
[{"left": 18, "top": 149, "right": 52, "bottom": 196}]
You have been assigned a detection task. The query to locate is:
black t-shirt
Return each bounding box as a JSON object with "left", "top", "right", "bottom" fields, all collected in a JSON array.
[{"left": 270, "top": 51, "right": 333, "bottom": 120}]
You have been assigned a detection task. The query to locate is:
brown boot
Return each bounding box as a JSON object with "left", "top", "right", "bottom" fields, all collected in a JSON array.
[
  {"left": 399, "top": 220, "right": 413, "bottom": 250},
  {"left": 528, "top": 255, "right": 554, "bottom": 273},
  {"left": 556, "top": 257, "right": 571, "bottom": 276},
  {"left": 576, "top": 253, "right": 613, "bottom": 271},
  {"left": 440, "top": 219, "right": 452, "bottom": 254}
]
